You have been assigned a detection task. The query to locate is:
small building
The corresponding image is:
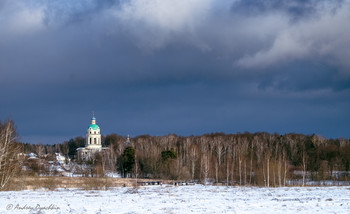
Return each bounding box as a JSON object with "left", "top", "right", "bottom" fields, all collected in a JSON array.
[
  {"left": 77, "top": 114, "right": 107, "bottom": 160},
  {"left": 28, "top": 153, "right": 38, "bottom": 160},
  {"left": 56, "top": 153, "right": 68, "bottom": 165}
]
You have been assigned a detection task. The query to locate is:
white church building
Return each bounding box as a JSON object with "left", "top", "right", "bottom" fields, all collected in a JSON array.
[{"left": 77, "top": 115, "right": 107, "bottom": 160}]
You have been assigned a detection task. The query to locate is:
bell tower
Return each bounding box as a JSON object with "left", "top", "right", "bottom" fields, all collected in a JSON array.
[{"left": 86, "top": 113, "right": 102, "bottom": 149}]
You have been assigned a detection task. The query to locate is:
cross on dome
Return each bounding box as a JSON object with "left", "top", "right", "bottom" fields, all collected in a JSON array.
[{"left": 92, "top": 111, "right": 96, "bottom": 120}]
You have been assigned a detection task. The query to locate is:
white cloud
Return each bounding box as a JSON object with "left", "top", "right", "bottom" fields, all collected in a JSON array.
[
  {"left": 0, "top": 1, "right": 44, "bottom": 36},
  {"left": 115, "top": 0, "right": 213, "bottom": 50},
  {"left": 237, "top": 31, "right": 310, "bottom": 68},
  {"left": 236, "top": 0, "right": 350, "bottom": 72},
  {"left": 306, "top": 1, "right": 350, "bottom": 72}
]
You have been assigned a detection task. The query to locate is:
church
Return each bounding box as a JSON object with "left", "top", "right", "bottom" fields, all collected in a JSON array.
[{"left": 77, "top": 114, "right": 107, "bottom": 160}]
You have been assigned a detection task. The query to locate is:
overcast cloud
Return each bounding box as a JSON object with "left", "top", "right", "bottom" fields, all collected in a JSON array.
[{"left": 1, "top": 0, "right": 349, "bottom": 144}]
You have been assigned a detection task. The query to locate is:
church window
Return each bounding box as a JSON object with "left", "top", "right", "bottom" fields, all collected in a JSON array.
[
  {"left": 94, "top": 138, "right": 96, "bottom": 144},
  {"left": 89, "top": 138, "right": 91, "bottom": 144}
]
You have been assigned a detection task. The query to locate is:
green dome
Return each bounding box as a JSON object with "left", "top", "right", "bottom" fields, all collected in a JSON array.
[{"left": 88, "top": 124, "right": 99, "bottom": 130}]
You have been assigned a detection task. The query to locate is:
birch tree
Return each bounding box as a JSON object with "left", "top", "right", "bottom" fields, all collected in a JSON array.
[
  {"left": 189, "top": 144, "right": 198, "bottom": 180},
  {"left": 0, "top": 120, "right": 20, "bottom": 190},
  {"left": 213, "top": 137, "right": 225, "bottom": 183},
  {"left": 302, "top": 150, "right": 308, "bottom": 186}
]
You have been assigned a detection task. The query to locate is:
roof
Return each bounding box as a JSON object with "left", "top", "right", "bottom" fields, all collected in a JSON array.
[{"left": 88, "top": 124, "right": 99, "bottom": 130}]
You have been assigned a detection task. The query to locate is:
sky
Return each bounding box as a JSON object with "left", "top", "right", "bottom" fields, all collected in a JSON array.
[{"left": 1, "top": 0, "right": 350, "bottom": 144}]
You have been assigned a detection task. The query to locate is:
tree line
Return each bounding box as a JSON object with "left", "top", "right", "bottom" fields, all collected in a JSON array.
[
  {"left": 2, "top": 119, "right": 350, "bottom": 188},
  {"left": 19, "top": 131, "right": 350, "bottom": 186}
]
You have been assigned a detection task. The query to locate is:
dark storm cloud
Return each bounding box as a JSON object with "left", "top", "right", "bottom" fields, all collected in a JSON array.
[
  {"left": 1, "top": 0, "right": 350, "bottom": 144},
  {"left": 231, "top": 0, "right": 344, "bottom": 19},
  {"left": 2, "top": 0, "right": 350, "bottom": 89}
]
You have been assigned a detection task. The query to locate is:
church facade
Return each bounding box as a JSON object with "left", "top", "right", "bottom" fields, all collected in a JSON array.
[{"left": 77, "top": 115, "right": 106, "bottom": 160}]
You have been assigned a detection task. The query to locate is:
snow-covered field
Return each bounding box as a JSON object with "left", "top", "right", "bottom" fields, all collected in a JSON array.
[{"left": 1, "top": 185, "right": 349, "bottom": 214}]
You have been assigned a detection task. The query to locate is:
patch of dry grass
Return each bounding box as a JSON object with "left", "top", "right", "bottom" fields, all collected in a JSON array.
[{"left": 3, "top": 176, "right": 171, "bottom": 191}]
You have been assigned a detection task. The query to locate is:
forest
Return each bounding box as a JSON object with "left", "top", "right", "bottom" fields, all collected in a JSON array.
[{"left": 20, "top": 130, "right": 350, "bottom": 186}]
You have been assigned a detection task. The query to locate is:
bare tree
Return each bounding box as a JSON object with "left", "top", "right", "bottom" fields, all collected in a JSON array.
[
  {"left": 0, "top": 120, "right": 21, "bottom": 190},
  {"left": 226, "top": 144, "right": 232, "bottom": 186},
  {"left": 189, "top": 144, "right": 198, "bottom": 181},
  {"left": 36, "top": 144, "right": 45, "bottom": 157},
  {"left": 283, "top": 152, "right": 288, "bottom": 186},
  {"left": 302, "top": 150, "right": 308, "bottom": 187},
  {"left": 237, "top": 137, "right": 248, "bottom": 185},
  {"left": 265, "top": 149, "right": 271, "bottom": 187},
  {"left": 230, "top": 139, "right": 237, "bottom": 184},
  {"left": 201, "top": 151, "right": 210, "bottom": 185},
  {"left": 199, "top": 138, "right": 210, "bottom": 184},
  {"left": 249, "top": 140, "right": 254, "bottom": 185},
  {"left": 106, "top": 144, "right": 117, "bottom": 172},
  {"left": 213, "top": 137, "right": 225, "bottom": 183}
]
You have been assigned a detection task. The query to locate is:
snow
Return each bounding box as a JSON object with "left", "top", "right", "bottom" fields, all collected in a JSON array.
[
  {"left": 1, "top": 185, "right": 349, "bottom": 213},
  {"left": 105, "top": 172, "right": 121, "bottom": 178}
]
